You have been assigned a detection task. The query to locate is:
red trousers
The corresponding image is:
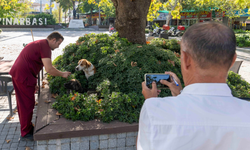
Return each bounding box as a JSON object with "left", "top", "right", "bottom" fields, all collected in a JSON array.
[{"left": 12, "top": 78, "right": 35, "bottom": 137}]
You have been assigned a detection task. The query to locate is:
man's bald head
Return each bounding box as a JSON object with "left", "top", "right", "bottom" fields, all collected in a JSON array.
[{"left": 182, "top": 22, "right": 236, "bottom": 70}]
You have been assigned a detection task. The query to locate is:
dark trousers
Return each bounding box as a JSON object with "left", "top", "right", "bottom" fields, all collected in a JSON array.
[{"left": 12, "top": 78, "right": 35, "bottom": 137}]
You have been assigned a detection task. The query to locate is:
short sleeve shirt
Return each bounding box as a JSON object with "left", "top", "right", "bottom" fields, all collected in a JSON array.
[{"left": 9, "top": 39, "right": 51, "bottom": 85}]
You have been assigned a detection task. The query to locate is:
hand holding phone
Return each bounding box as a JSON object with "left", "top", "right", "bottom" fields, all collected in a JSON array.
[
  {"left": 160, "top": 71, "right": 183, "bottom": 96},
  {"left": 145, "top": 73, "right": 171, "bottom": 89}
]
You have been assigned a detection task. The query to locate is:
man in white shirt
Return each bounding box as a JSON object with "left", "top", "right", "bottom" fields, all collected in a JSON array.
[{"left": 137, "top": 22, "right": 250, "bottom": 150}]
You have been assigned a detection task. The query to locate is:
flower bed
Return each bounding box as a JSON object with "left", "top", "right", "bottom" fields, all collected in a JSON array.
[
  {"left": 34, "top": 86, "right": 138, "bottom": 149},
  {"left": 48, "top": 33, "right": 183, "bottom": 123}
]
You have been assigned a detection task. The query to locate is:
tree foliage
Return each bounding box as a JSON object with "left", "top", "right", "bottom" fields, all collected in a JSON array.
[
  {"left": 52, "top": 6, "right": 63, "bottom": 23},
  {"left": 78, "top": 0, "right": 98, "bottom": 13},
  {"left": 0, "top": 0, "right": 32, "bottom": 18},
  {"left": 164, "top": 0, "right": 182, "bottom": 19},
  {"left": 87, "top": 0, "right": 164, "bottom": 23},
  {"left": 147, "top": 0, "right": 163, "bottom": 22},
  {"left": 44, "top": 3, "right": 55, "bottom": 12},
  {"left": 99, "top": 0, "right": 116, "bottom": 19},
  {"left": 53, "top": 0, "right": 72, "bottom": 12},
  {"left": 169, "top": 0, "right": 250, "bottom": 20},
  {"left": 214, "top": 0, "right": 250, "bottom": 19}
]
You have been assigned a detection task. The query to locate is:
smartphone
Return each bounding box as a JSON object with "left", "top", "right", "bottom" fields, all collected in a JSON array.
[{"left": 145, "top": 73, "right": 171, "bottom": 89}]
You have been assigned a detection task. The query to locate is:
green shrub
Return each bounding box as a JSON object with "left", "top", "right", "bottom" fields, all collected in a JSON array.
[
  {"left": 236, "top": 34, "right": 250, "bottom": 47},
  {"left": 49, "top": 33, "right": 182, "bottom": 123},
  {"left": 61, "top": 23, "right": 69, "bottom": 27},
  {"left": 0, "top": 29, "right": 2, "bottom": 33},
  {"left": 149, "top": 38, "right": 180, "bottom": 53},
  {"left": 227, "top": 71, "right": 250, "bottom": 98},
  {"left": 26, "top": 13, "right": 56, "bottom": 25},
  {"left": 145, "top": 28, "right": 149, "bottom": 33},
  {"left": 234, "top": 29, "right": 250, "bottom": 34},
  {"left": 49, "top": 33, "right": 250, "bottom": 123}
]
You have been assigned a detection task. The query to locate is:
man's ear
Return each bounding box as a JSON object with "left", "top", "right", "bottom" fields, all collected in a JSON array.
[
  {"left": 182, "top": 50, "right": 192, "bottom": 71},
  {"left": 229, "top": 53, "right": 237, "bottom": 69}
]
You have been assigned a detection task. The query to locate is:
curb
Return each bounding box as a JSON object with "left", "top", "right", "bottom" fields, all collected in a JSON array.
[
  {"left": 236, "top": 47, "right": 250, "bottom": 52},
  {"left": 1, "top": 28, "right": 54, "bottom": 31},
  {"left": 0, "top": 28, "right": 108, "bottom": 32},
  {"left": 58, "top": 28, "right": 96, "bottom": 31}
]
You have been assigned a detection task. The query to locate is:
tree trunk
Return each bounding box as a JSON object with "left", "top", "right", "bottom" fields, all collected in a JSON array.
[
  {"left": 69, "top": 8, "right": 71, "bottom": 22},
  {"left": 88, "top": 8, "right": 93, "bottom": 25},
  {"left": 228, "top": 18, "right": 233, "bottom": 29},
  {"left": 166, "top": 13, "right": 172, "bottom": 25},
  {"left": 111, "top": 0, "right": 151, "bottom": 44},
  {"left": 166, "top": 1, "right": 177, "bottom": 26},
  {"left": 197, "top": 12, "right": 201, "bottom": 22},
  {"left": 59, "top": 7, "right": 61, "bottom": 23}
]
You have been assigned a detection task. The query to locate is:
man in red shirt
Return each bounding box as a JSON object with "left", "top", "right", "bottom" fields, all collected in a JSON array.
[{"left": 9, "top": 32, "right": 71, "bottom": 141}]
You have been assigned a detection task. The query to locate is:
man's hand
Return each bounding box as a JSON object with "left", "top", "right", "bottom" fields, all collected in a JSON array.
[
  {"left": 62, "top": 72, "right": 71, "bottom": 78},
  {"left": 160, "top": 71, "right": 183, "bottom": 96},
  {"left": 35, "top": 85, "right": 39, "bottom": 93},
  {"left": 142, "top": 81, "right": 161, "bottom": 99}
]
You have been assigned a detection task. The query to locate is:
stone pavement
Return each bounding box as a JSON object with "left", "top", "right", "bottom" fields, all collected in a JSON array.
[
  {"left": 235, "top": 47, "right": 250, "bottom": 83},
  {"left": 0, "top": 31, "right": 250, "bottom": 150},
  {"left": 0, "top": 94, "right": 37, "bottom": 150}
]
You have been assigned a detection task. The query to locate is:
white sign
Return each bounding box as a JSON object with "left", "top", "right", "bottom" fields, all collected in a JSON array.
[
  {"left": 156, "top": 13, "right": 169, "bottom": 20},
  {"left": 68, "top": 19, "right": 85, "bottom": 28},
  {"left": 0, "top": 18, "right": 47, "bottom": 25}
]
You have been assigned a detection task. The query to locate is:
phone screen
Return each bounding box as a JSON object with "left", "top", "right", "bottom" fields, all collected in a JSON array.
[{"left": 145, "top": 74, "right": 171, "bottom": 89}]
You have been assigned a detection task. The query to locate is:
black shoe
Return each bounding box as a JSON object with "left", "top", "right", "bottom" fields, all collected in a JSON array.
[
  {"left": 19, "top": 133, "right": 34, "bottom": 141},
  {"left": 19, "top": 126, "right": 34, "bottom": 141}
]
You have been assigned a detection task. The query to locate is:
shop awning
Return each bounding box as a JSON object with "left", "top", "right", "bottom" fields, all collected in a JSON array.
[{"left": 235, "top": 8, "right": 250, "bottom": 17}]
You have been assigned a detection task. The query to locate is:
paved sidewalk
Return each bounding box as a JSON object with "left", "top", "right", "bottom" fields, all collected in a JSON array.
[
  {"left": 0, "top": 94, "right": 38, "bottom": 150},
  {"left": 236, "top": 47, "right": 250, "bottom": 83}
]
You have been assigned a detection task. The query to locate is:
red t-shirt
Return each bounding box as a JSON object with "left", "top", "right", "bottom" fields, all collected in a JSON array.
[{"left": 9, "top": 39, "right": 51, "bottom": 86}]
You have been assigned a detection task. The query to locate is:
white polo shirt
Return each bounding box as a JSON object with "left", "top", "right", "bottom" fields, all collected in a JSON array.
[{"left": 137, "top": 83, "right": 250, "bottom": 150}]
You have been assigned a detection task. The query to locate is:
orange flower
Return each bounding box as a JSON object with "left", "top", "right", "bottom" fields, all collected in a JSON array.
[
  {"left": 115, "top": 50, "right": 120, "bottom": 53},
  {"left": 74, "top": 93, "right": 78, "bottom": 96},
  {"left": 168, "top": 59, "right": 175, "bottom": 66},
  {"left": 71, "top": 96, "right": 76, "bottom": 101},
  {"left": 174, "top": 52, "right": 180, "bottom": 58},
  {"left": 131, "top": 61, "right": 137, "bottom": 67},
  {"left": 146, "top": 41, "right": 150, "bottom": 44},
  {"left": 163, "top": 41, "right": 166, "bottom": 45},
  {"left": 96, "top": 99, "right": 102, "bottom": 104}
]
